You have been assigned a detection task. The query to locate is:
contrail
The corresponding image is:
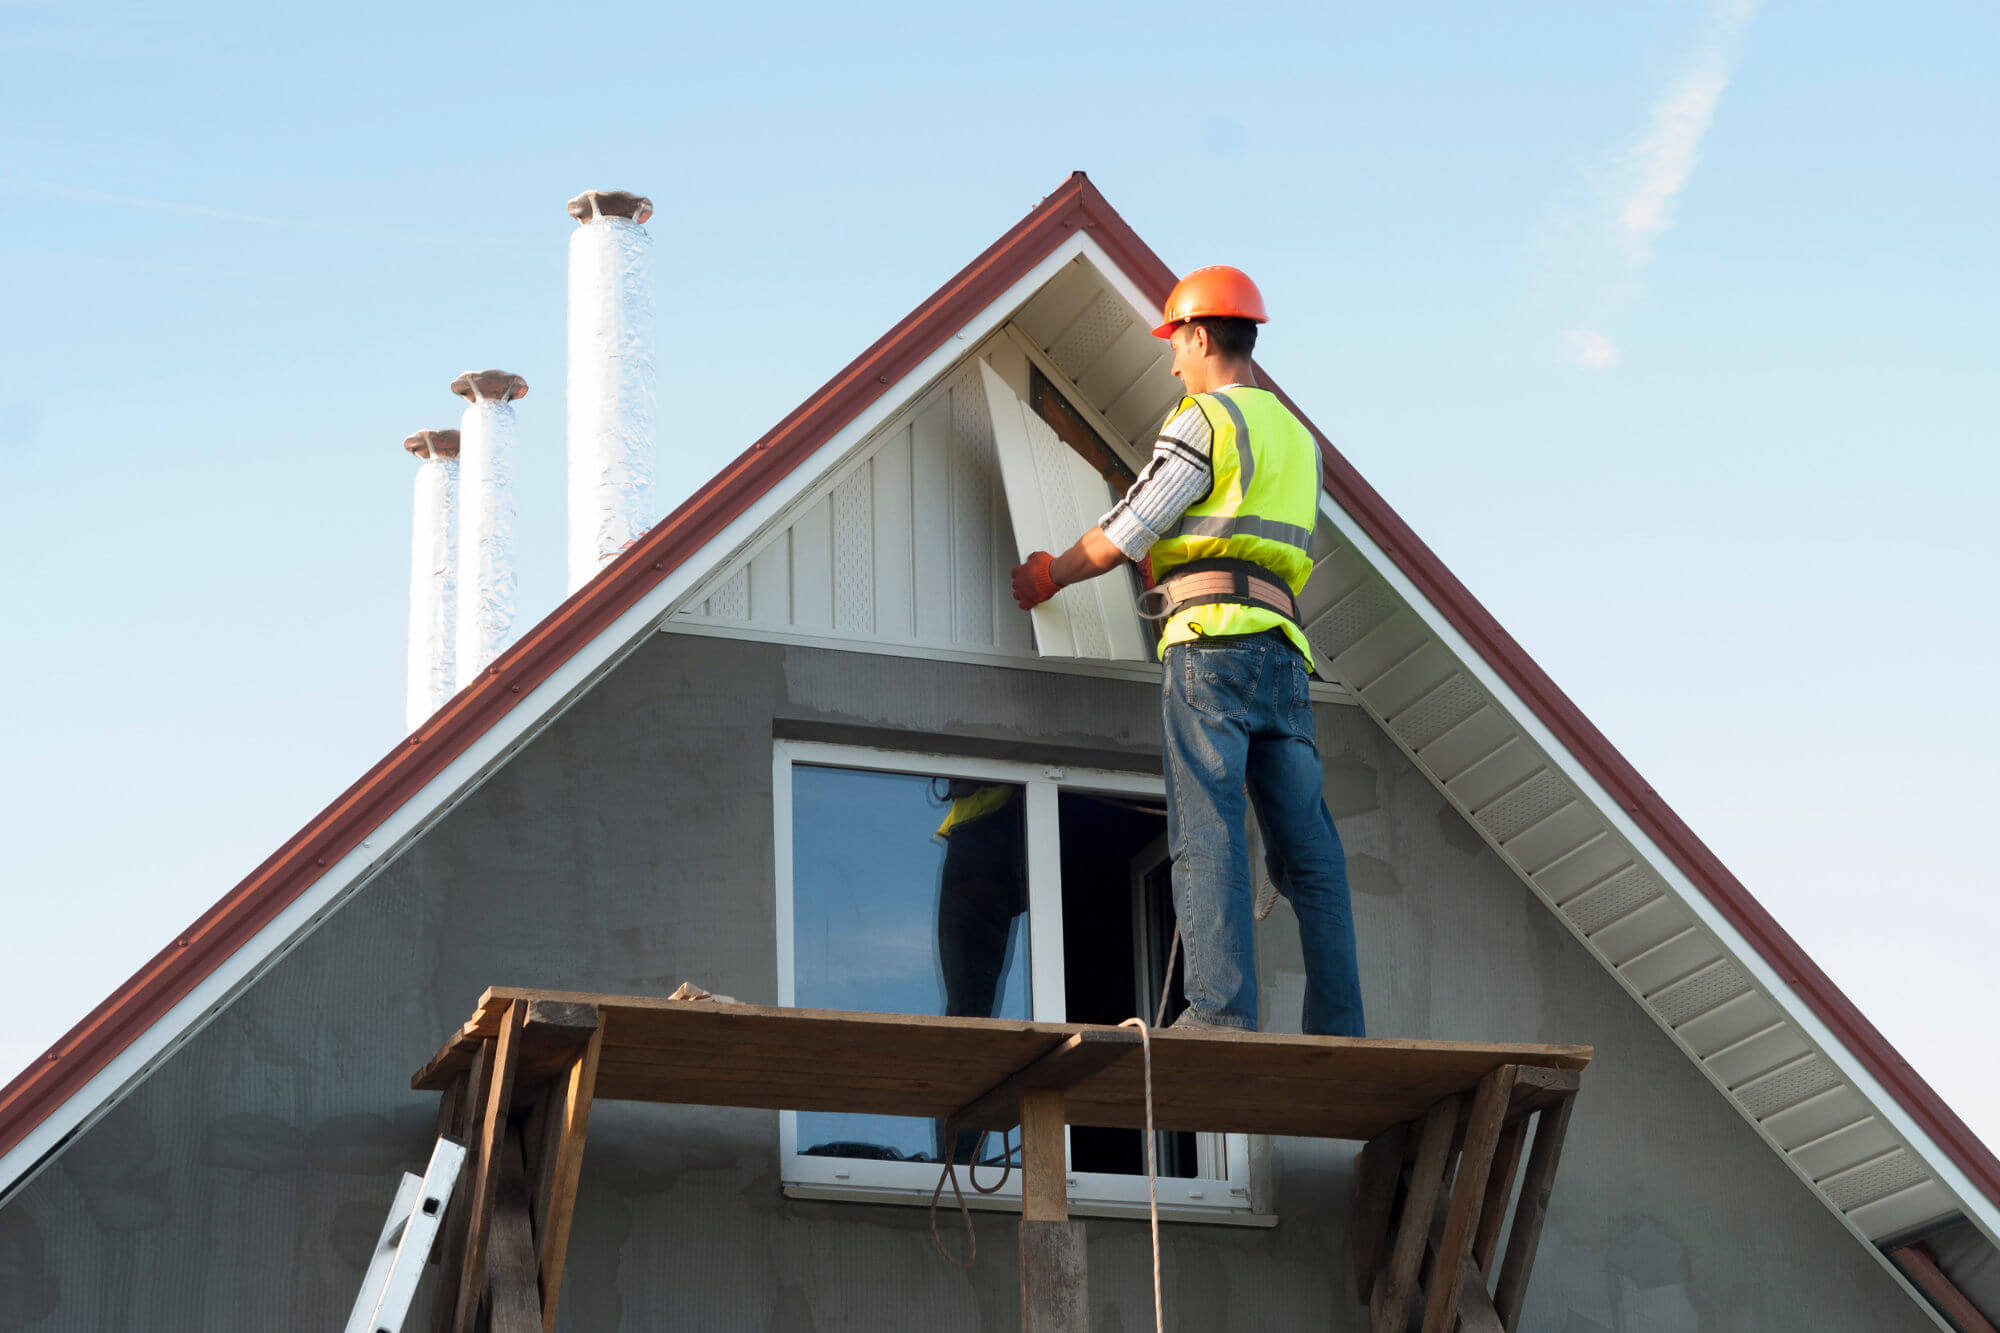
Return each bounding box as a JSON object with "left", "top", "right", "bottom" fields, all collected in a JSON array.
[
  {"left": 0, "top": 177, "right": 526, "bottom": 250},
  {"left": 1563, "top": 0, "right": 1758, "bottom": 369}
]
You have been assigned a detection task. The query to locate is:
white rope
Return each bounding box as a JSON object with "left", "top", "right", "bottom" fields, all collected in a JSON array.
[{"left": 1118, "top": 1017, "right": 1164, "bottom": 1333}]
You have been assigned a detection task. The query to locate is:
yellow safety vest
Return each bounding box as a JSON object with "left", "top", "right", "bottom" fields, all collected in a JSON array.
[{"left": 1148, "top": 387, "right": 1320, "bottom": 661}]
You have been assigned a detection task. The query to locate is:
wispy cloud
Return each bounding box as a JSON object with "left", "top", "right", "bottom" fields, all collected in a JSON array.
[
  {"left": 1564, "top": 329, "right": 1621, "bottom": 371},
  {"left": 1551, "top": 0, "right": 1759, "bottom": 370},
  {"left": 0, "top": 177, "right": 527, "bottom": 250}
]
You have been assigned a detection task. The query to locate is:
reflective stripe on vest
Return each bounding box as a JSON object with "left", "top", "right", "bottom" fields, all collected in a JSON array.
[{"left": 1151, "top": 387, "right": 1319, "bottom": 596}]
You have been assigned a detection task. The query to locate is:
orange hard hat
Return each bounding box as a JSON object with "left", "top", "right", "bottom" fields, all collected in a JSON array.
[{"left": 1152, "top": 265, "right": 1269, "bottom": 338}]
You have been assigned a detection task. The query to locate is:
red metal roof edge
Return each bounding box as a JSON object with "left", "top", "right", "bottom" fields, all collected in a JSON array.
[{"left": 4, "top": 172, "right": 1995, "bottom": 1219}]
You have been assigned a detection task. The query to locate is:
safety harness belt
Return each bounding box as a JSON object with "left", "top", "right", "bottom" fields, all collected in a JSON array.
[{"left": 1138, "top": 556, "right": 1301, "bottom": 630}]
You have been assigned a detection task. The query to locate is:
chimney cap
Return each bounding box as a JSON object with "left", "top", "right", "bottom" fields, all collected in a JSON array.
[
  {"left": 568, "top": 190, "right": 654, "bottom": 225},
  {"left": 403, "top": 429, "right": 461, "bottom": 460},
  {"left": 451, "top": 370, "right": 529, "bottom": 403}
]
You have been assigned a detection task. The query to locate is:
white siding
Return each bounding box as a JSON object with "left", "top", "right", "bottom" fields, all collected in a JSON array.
[{"left": 679, "top": 362, "right": 1039, "bottom": 658}]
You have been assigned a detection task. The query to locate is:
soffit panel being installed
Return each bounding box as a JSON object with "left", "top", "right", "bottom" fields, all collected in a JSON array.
[{"left": 979, "top": 356, "right": 1150, "bottom": 662}]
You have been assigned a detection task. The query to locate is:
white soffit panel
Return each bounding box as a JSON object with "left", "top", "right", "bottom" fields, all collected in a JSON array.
[{"left": 979, "top": 358, "right": 1150, "bottom": 662}]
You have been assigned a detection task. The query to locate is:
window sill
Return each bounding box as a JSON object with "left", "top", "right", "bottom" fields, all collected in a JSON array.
[{"left": 781, "top": 1181, "right": 1278, "bottom": 1229}]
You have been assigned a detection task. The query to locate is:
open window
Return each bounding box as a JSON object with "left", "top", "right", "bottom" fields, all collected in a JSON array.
[{"left": 773, "top": 740, "right": 1267, "bottom": 1224}]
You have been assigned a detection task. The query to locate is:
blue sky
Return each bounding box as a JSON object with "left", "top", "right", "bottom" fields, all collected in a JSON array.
[{"left": 3, "top": 0, "right": 1996, "bottom": 1155}]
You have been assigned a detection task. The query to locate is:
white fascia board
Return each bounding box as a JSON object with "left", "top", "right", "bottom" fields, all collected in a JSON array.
[
  {"left": 1309, "top": 490, "right": 2000, "bottom": 1254},
  {"left": 0, "top": 234, "right": 1097, "bottom": 1206}
]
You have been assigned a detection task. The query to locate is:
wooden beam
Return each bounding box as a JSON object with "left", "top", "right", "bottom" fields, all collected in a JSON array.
[
  {"left": 1508, "top": 1065, "right": 1579, "bottom": 1117},
  {"left": 954, "top": 1029, "right": 1140, "bottom": 1132},
  {"left": 485, "top": 1123, "right": 543, "bottom": 1333},
  {"left": 533, "top": 1025, "right": 602, "bottom": 1333},
  {"left": 450, "top": 999, "right": 524, "bottom": 1333},
  {"left": 1352, "top": 1121, "right": 1408, "bottom": 1304},
  {"left": 1889, "top": 1243, "right": 2000, "bottom": 1333},
  {"left": 1421, "top": 1064, "right": 1516, "bottom": 1333},
  {"left": 515, "top": 999, "right": 600, "bottom": 1090},
  {"left": 1472, "top": 1117, "right": 1530, "bottom": 1276},
  {"left": 1494, "top": 1092, "right": 1576, "bottom": 1329},
  {"left": 1370, "top": 1094, "right": 1458, "bottom": 1333},
  {"left": 1018, "top": 1088, "right": 1068, "bottom": 1223}
]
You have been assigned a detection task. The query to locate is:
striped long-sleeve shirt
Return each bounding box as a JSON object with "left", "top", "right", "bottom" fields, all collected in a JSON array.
[{"left": 1098, "top": 387, "right": 1248, "bottom": 561}]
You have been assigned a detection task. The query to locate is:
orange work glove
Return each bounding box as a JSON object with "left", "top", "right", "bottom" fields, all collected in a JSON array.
[{"left": 1010, "top": 551, "right": 1061, "bottom": 610}]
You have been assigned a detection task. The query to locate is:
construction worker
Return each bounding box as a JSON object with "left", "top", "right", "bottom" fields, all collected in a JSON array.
[{"left": 1009, "top": 266, "right": 1364, "bottom": 1038}]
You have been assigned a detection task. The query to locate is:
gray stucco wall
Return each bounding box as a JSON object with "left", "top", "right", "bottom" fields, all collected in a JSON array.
[{"left": 0, "top": 633, "right": 1935, "bottom": 1331}]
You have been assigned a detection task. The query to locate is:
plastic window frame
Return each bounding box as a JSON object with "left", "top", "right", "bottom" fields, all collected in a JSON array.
[{"left": 773, "top": 738, "right": 1268, "bottom": 1225}]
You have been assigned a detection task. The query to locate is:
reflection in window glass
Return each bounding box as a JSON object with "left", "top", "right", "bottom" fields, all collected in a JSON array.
[{"left": 792, "top": 765, "right": 1029, "bottom": 1163}]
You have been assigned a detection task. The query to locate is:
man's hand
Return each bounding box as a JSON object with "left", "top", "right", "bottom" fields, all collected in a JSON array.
[{"left": 1011, "top": 551, "right": 1061, "bottom": 610}]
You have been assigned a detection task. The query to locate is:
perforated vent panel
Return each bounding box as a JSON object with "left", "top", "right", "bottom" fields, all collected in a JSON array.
[
  {"left": 1048, "top": 291, "right": 1131, "bottom": 380},
  {"left": 1389, "top": 674, "right": 1485, "bottom": 751},
  {"left": 1651, "top": 960, "right": 1751, "bottom": 1025},
  {"left": 704, "top": 567, "right": 749, "bottom": 621},
  {"left": 1311, "top": 582, "right": 1400, "bottom": 661},
  {"left": 1738, "top": 1055, "right": 1842, "bottom": 1119},
  {"left": 831, "top": 467, "right": 874, "bottom": 634},
  {"left": 1478, "top": 771, "right": 1572, "bottom": 844},
  {"left": 1822, "top": 1151, "right": 1931, "bottom": 1212},
  {"left": 1562, "top": 868, "right": 1663, "bottom": 934}
]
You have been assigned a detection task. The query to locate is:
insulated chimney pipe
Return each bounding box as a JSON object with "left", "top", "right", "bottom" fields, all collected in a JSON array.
[
  {"left": 565, "top": 189, "right": 657, "bottom": 592},
  {"left": 403, "top": 429, "right": 460, "bottom": 730},
  {"left": 451, "top": 369, "right": 529, "bottom": 679}
]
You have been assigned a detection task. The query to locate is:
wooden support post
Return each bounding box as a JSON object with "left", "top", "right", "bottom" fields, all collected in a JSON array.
[
  {"left": 1017, "top": 1088, "right": 1086, "bottom": 1333},
  {"left": 1371, "top": 1094, "right": 1458, "bottom": 1333},
  {"left": 485, "top": 1124, "right": 543, "bottom": 1333},
  {"left": 1352, "top": 1121, "right": 1408, "bottom": 1304},
  {"left": 1493, "top": 1092, "right": 1576, "bottom": 1329},
  {"left": 530, "top": 1021, "right": 602, "bottom": 1333},
  {"left": 1421, "top": 1065, "right": 1516, "bottom": 1333},
  {"left": 1472, "top": 1117, "right": 1529, "bottom": 1277},
  {"left": 447, "top": 999, "right": 525, "bottom": 1333}
]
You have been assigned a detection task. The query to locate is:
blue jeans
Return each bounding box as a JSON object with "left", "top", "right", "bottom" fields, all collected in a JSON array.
[{"left": 1161, "top": 631, "right": 1365, "bottom": 1037}]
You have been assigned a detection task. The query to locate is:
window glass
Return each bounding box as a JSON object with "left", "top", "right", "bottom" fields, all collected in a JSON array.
[
  {"left": 791, "top": 764, "right": 1029, "bottom": 1163},
  {"left": 1055, "top": 791, "right": 1210, "bottom": 1179}
]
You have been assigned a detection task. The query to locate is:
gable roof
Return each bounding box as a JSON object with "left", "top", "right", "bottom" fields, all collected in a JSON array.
[{"left": 4, "top": 175, "right": 1995, "bottom": 1255}]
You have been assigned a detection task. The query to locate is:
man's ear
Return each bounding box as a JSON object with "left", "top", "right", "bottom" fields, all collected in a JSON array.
[{"left": 1187, "top": 323, "right": 1210, "bottom": 358}]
